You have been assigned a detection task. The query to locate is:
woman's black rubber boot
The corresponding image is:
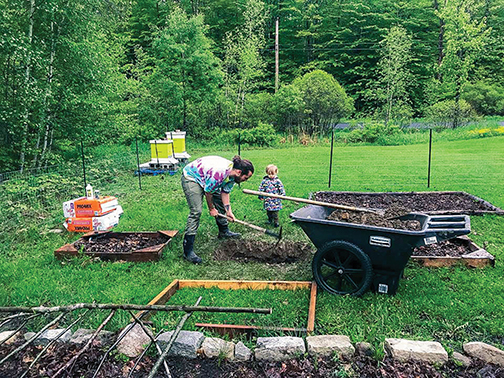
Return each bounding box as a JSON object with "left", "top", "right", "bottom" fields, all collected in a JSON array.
[{"left": 183, "top": 234, "right": 202, "bottom": 264}]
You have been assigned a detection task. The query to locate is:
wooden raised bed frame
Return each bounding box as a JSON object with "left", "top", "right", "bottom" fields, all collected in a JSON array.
[
  {"left": 54, "top": 230, "right": 178, "bottom": 262},
  {"left": 411, "top": 235, "right": 495, "bottom": 268},
  {"left": 139, "top": 279, "right": 317, "bottom": 336}
]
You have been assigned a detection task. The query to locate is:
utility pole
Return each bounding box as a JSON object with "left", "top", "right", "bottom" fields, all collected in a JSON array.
[{"left": 275, "top": 17, "right": 279, "bottom": 93}]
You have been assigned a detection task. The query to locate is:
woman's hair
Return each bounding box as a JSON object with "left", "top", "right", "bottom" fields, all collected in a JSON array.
[
  {"left": 265, "top": 164, "right": 278, "bottom": 178},
  {"left": 232, "top": 155, "right": 254, "bottom": 175}
]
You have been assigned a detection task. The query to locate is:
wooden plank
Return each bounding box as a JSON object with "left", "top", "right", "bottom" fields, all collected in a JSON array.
[
  {"left": 148, "top": 279, "right": 180, "bottom": 306},
  {"left": 159, "top": 230, "right": 179, "bottom": 238},
  {"left": 134, "top": 279, "right": 180, "bottom": 321},
  {"left": 179, "top": 280, "right": 312, "bottom": 290},
  {"left": 411, "top": 256, "right": 494, "bottom": 268},
  {"left": 307, "top": 282, "right": 317, "bottom": 334}
]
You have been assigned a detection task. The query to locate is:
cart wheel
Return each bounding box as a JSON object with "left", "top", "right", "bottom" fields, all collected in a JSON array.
[{"left": 312, "top": 240, "right": 373, "bottom": 296}]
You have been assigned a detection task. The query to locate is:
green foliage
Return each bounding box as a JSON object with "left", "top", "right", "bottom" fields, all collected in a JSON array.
[
  {"left": 369, "top": 26, "right": 413, "bottom": 126},
  {"left": 426, "top": 100, "right": 479, "bottom": 129},
  {"left": 462, "top": 81, "right": 504, "bottom": 116},
  {"left": 290, "top": 70, "right": 354, "bottom": 135},
  {"left": 343, "top": 123, "right": 400, "bottom": 144},
  {"left": 142, "top": 7, "right": 223, "bottom": 135},
  {"left": 212, "top": 123, "right": 279, "bottom": 147}
]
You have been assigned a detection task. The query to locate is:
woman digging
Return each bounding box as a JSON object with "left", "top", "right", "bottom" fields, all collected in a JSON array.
[{"left": 181, "top": 155, "right": 255, "bottom": 264}]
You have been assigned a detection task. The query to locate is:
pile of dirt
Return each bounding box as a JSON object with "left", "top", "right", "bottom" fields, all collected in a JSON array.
[
  {"left": 1, "top": 339, "right": 502, "bottom": 378},
  {"left": 74, "top": 234, "right": 168, "bottom": 253},
  {"left": 413, "top": 238, "right": 472, "bottom": 257},
  {"left": 314, "top": 191, "right": 498, "bottom": 214},
  {"left": 214, "top": 239, "right": 313, "bottom": 263},
  {"left": 326, "top": 205, "right": 421, "bottom": 231}
]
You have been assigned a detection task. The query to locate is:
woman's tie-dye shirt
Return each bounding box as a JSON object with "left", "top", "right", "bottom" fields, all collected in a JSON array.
[{"left": 183, "top": 156, "right": 235, "bottom": 193}]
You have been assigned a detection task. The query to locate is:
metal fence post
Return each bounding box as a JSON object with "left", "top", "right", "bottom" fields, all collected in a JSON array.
[
  {"left": 427, "top": 128, "right": 432, "bottom": 188},
  {"left": 238, "top": 132, "right": 241, "bottom": 156},
  {"left": 328, "top": 128, "right": 334, "bottom": 188},
  {"left": 135, "top": 137, "right": 142, "bottom": 190},
  {"left": 80, "top": 140, "right": 87, "bottom": 196}
]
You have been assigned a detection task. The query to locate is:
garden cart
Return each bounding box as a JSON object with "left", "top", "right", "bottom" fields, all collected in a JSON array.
[{"left": 289, "top": 205, "right": 471, "bottom": 295}]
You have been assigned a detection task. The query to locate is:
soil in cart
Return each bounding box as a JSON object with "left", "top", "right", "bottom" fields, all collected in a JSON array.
[
  {"left": 326, "top": 205, "right": 421, "bottom": 230},
  {"left": 315, "top": 192, "right": 497, "bottom": 213},
  {"left": 74, "top": 234, "right": 168, "bottom": 253},
  {"left": 1, "top": 340, "right": 502, "bottom": 378},
  {"left": 214, "top": 239, "right": 313, "bottom": 263}
]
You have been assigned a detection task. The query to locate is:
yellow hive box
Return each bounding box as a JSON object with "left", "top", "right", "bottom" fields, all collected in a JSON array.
[
  {"left": 150, "top": 139, "right": 174, "bottom": 160},
  {"left": 166, "top": 131, "right": 190, "bottom": 160}
]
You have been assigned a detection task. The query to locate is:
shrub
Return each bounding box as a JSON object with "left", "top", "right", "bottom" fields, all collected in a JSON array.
[
  {"left": 425, "top": 100, "right": 478, "bottom": 129},
  {"left": 462, "top": 81, "right": 504, "bottom": 116},
  {"left": 340, "top": 123, "right": 400, "bottom": 143}
]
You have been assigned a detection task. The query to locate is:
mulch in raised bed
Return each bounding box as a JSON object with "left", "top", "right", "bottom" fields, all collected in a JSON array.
[
  {"left": 314, "top": 191, "right": 503, "bottom": 215},
  {"left": 1, "top": 339, "right": 502, "bottom": 378},
  {"left": 74, "top": 233, "right": 168, "bottom": 253},
  {"left": 326, "top": 205, "right": 421, "bottom": 231},
  {"left": 214, "top": 239, "right": 313, "bottom": 263}
]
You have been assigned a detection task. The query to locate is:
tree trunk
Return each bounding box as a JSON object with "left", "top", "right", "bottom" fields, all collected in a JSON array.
[
  {"left": 434, "top": 0, "right": 446, "bottom": 80},
  {"left": 39, "top": 19, "right": 57, "bottom": 169},
  {"left": 19, "top": 0, "right": 35, "bottom": 173}
]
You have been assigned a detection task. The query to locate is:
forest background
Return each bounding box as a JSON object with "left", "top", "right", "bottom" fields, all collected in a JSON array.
[{"left": 1, "top": 0, "right": 503, "bottom": 172}]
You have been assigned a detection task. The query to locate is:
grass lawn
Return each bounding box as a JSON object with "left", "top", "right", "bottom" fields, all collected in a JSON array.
[{"left": 1, "top": 135, "right": 503, "bottom": 354}]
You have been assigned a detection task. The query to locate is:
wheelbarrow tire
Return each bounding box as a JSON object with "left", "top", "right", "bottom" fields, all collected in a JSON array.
[{"left": 312, "top": 240, "right": 373, "bottom": 296}]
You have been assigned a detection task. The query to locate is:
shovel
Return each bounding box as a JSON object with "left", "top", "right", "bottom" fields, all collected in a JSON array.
[
  {"left": 217, "top": 213, "right": 283, "bottom": 240},
  {"left": 242, "top": 189, "right": 385, "bottom": 216}
]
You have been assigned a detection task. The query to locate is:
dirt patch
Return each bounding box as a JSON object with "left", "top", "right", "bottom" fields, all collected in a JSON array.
[
  {"left": 214, "top": 239, "right": 313, "bottom": 263},
  {"left": 74, "top": 234, "right": 168, "bottom": 253},
  {"left": 1, "top": 340, "right": 503, "bottom": 378},
  {"left": 314, "top": 191, "right": 501, "bottom": 214},
  {"left": 412, "top": 238, "right": 473, "bottom": 257},
  {"left": 327, "top": 205, "right": 421, "bottom": 231}
]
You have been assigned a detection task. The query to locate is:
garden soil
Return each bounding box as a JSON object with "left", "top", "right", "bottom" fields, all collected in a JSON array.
[
  {"left": 412, "top": 238, "right": 473, "bottom": 257},
  {"left": 314, "top": 191, "right": 499, "bottom": 214},
  {"left": 1, "top": 340, "right": 503, "bottom": 378},
  {"left": 74, "top": 234, "right": 168, "bottom": 253},
  {"left": 326, "top": 205, "right": 421, "bottom": 230},
  {"left": 214, "top": 239, "right": 313, "bottom": 263}
]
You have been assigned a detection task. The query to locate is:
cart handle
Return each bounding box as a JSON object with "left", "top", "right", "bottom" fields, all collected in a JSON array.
[{"left": 242, "top": 189, "right": 383, "bottom": 215}]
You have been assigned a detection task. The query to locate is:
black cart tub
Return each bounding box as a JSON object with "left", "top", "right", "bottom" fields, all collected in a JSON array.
[{"left": 290, "top": 205, "right": 471, "bottom": 295}]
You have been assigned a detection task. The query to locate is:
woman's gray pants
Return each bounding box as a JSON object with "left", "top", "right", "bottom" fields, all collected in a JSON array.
[{"left": 181, "top": 175, "right": 228, "bottom": 236}]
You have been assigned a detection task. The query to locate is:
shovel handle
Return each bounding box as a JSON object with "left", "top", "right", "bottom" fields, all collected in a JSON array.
[
  {"left": 242, "top": 189, "right": 381, "bottom": 215},
  {"left": 217, "top": 213, "right": 267, "bottom": 233},
  {"left": 217, "top": 214, "right": 281, "bottom": 239}
]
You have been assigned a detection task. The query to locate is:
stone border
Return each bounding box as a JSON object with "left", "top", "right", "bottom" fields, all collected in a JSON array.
[{"left": 10, "top": 329, "right": 504, "bottom": 368}]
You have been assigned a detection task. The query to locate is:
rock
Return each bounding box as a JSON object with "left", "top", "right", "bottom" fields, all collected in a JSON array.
[
  {"left": 306, "top": 335, "right": 355, "bottom": 358},
  {"left": 463, "top": 342, "right": 504, "bottom": 367},
  {"left": 200, "top": 337, "right": 234, "bottom": 360},
  {"left": 157, "top": 331, "right": 205, "bottom": 359},
  {"left": 23, "top": 329, "right": 72, "bottom": 346},
  {"left": 452, "top": 351, "right": 472, "bottom": 367},
  {"left": 234, "top": 341, "right": 252, "bottom": 361},
  {"left": 117, "top": 323, "right": 153, "bottom": 358},
  {"left": 0, "top": 331, "right": 19, "bottom": 345},
  {"left": 69, "top": 328, "right": 114, "bottom": 345},
  {"left": 255, "top": 336, "right": 306, "bottom": 362},
  {"left": 355, "top": 342, "right": 375, "bottom": 357},
  {"left": 385, "top": 338, "right": 448, "bottom": 365}
]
